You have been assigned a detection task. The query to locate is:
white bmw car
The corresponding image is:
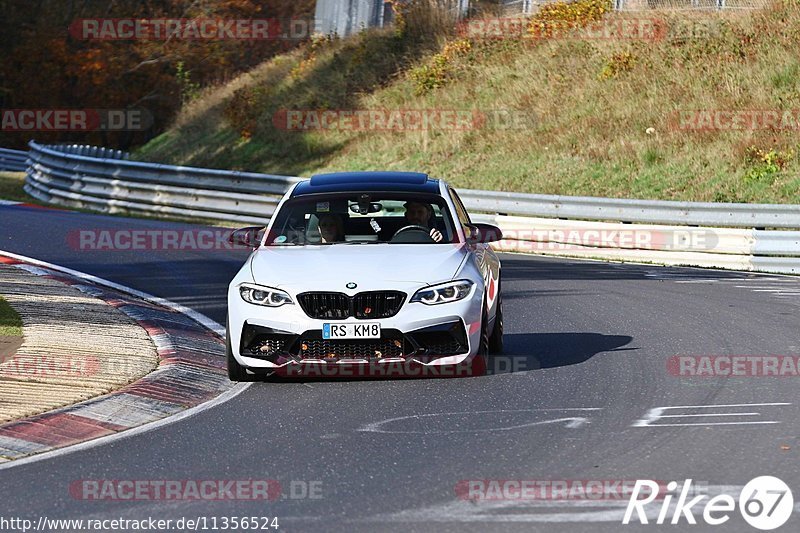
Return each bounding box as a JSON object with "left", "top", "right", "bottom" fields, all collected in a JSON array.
[{"left": 226, "top": 171, "right": 503, "bottom": 380}]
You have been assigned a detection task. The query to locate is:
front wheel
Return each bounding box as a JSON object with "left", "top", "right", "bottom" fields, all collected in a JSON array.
[
  {"left": 488, "top": 288, "right": 503, "bottom": 354},
  {"left": 469, "top": 308, "right": 490, "bottom": 376}
]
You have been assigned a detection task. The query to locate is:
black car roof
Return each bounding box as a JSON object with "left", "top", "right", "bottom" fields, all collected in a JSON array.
[{"left": 292, "top": 171, "right": 441, "bottom": 196}]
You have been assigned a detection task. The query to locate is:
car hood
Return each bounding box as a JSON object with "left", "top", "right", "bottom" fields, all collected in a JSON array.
[{"left": 249, "top": 244, "right": 468, "bottom": 291}]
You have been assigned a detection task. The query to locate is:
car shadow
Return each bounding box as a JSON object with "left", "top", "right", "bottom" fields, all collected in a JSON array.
[
  {"left": 487, "top": 332, "right": 635, "bottom": 375},
  {"left": 498, "top": 255, "right": 748, "bottom": 282}
]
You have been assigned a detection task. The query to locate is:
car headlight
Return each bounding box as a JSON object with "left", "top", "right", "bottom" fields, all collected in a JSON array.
[
  {"left": 239, "top": 283, "right": 293, "bottom": 307},
  {"left": 411, "top": 280, "right": 474, "bottom": 305}
]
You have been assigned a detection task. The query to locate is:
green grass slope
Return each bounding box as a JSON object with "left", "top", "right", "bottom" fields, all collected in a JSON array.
[{"left": 137, "top": 0, "right": 800, "bottom": 203}]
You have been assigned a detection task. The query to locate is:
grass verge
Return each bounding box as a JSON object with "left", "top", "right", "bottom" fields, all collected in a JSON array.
[
  {"left": 0, "top": 172, "right": 32, "bottom": 204},
  {"left": 0, "top": 295, "right": 22, "bottom": 337}
]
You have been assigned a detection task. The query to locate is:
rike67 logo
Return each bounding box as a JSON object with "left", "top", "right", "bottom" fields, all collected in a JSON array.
[{"left": 623, "top": 477, "right": 793, "bottom": 530}]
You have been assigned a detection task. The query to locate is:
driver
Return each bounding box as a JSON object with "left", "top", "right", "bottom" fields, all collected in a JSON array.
[{"left": 403, "top": 201, "right": 443, "bottom": 242}]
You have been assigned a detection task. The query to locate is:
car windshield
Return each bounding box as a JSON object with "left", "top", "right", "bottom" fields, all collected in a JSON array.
[{"left": 265, "top": 193, "right": 457, "bottom": 245}]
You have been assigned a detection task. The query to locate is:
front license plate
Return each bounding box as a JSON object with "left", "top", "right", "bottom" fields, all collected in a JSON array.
[{"left": 323, "top": 323, "right": 381, "bottom": 339}]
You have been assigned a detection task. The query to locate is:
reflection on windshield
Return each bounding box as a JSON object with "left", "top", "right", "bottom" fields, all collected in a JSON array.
[{"left": 266, "top": 195, "right": 457, "bottom": 246}]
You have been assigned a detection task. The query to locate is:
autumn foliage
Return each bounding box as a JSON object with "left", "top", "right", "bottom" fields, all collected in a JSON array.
[{"left": 0, "top": 0, "right": 315, "bottom": 149}]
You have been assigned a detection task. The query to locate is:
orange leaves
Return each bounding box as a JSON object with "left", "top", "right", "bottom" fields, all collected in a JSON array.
[
  {"left": 528, "top": 0, "right": 613, "bottom": 40},
  {"left": 0, "top": 0, "right": 315, "bottom": 149}
]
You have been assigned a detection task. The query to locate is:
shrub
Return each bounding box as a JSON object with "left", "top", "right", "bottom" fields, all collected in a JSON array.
[
  {"left": 289, "top": 34, "right": 332, "bottom": 80},
  {"left": 409, "top": 38, "right": 472, "bottom": 95},
  {"left": 393, "top": 0, "right": 460, "bottom": 42},
  {"left": 529, "top": 0, "right": 612, "bottom": 40},
  {"left": 598, "top": 51, "right": 637, "bottom": 80},
  {"left": 176, "top": 61, "right": 201, "bottom": 105},
  {"left": 743, "top": 146, "right": 794, "bottom": 183}
]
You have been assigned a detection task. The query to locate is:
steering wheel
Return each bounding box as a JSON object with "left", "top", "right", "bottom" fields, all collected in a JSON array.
[{"left": 390, "top": 225, "right": 435, "bottom": 243}]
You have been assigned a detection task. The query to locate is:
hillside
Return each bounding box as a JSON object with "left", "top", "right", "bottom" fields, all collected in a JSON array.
[{"left": 136, "top": 0, "right": 800, "bottom": 203}]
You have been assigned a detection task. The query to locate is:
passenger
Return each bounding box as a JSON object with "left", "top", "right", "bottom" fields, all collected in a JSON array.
[{"left": 318, "top": 213, "right": 345, "bottom": 243}]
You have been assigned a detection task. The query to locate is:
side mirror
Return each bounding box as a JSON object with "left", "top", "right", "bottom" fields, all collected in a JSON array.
[
  {"left": 228, "top": 226, "right": 265, "bottom": 249},
  {"left": 465, "top": 223, "right": 503, "bottom": 244}
]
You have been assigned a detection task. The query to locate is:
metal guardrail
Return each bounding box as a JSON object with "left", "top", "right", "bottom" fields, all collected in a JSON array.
[
  {"left": 17, "top": 141, "right": 800, "bottom": 274},
  {"left": 457, "top": 189, "right": 800, "bottom": 230},
  {"left": 37, "top": 144, "right": 130, "bottom": 160},
  {"left": 25, "top": 141, "right": 300, "bottom": 224},
  {"left": 0, "top": 148, "right": 28, "bottom": 172}
]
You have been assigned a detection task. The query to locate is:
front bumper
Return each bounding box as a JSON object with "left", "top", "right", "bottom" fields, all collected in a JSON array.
[
  {"left": 228, "top": 285, "right": 483, "bottom": 370},
  {"left": 241, "top": 320, "right": 468, "bottom": 362}
]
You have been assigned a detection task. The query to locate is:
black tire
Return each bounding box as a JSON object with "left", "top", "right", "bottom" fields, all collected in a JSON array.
[
  {"left": 479, "top": 312, "right": 490, "bottom": 357},
  {"left": 471, "top": 307, "right": 490, "bottom": 376},
  {"left": 488, "top": 287, "right": 504, "bottom": 355},
  {"left": 226, "top": 318, "right": 254, "bottom": 382}
]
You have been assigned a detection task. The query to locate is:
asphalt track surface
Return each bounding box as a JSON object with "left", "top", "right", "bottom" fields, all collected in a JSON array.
[{"left": 1, "top": 203, "right": 799, "bottom": 532}]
